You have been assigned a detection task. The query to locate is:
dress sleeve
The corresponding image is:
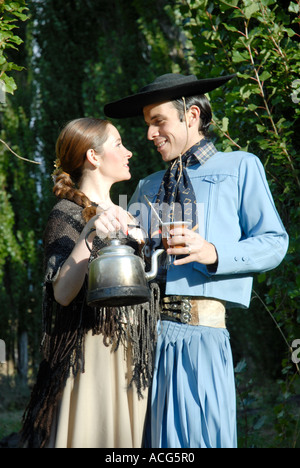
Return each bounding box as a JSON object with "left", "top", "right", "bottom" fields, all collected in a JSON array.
[{"left": 43, "top": 202, "right": 84, "bottom": 283}]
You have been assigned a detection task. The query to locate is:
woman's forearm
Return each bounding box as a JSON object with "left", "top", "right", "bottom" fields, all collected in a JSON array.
[
  {"left": 53, "top": 209, "right": 136, "bottom": 307},
  {"left": 53, "top": 224, "right": 96, "bottom": 307}
]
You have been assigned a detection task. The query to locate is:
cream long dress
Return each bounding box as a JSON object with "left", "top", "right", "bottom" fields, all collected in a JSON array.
[{"left": 47, "top": 330, "right": 148, "bottom": 448}]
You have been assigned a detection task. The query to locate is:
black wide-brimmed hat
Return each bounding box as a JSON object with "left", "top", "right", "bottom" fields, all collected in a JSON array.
[{"left": 104, "top": 73, "right": 236, "bottom": 118}]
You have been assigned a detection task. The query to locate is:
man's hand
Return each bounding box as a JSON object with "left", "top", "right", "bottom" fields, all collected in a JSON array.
[{"left": 167, "top": 227, "right": 218, "bottom": 267}]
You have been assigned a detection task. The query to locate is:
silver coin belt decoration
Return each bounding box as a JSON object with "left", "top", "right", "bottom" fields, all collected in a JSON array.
[{"left": 161, "top": 296, "right": 192, "bottom": 324}]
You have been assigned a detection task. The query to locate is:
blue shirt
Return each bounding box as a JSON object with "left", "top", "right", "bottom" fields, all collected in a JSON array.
[{"left": 129, "top": 151, "right": 289, "bottom": 309}]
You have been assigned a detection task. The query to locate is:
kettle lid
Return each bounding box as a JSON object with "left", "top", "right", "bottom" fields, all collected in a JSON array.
[{"left": 99, "top": 238, "right": 135, "bottom": 256}]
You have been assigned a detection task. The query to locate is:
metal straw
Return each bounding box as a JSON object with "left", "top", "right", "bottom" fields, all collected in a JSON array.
[{"left": 144, "top": 195, "right": 163, "bottom": 224}]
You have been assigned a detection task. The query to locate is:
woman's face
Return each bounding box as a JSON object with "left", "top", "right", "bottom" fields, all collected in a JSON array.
[{"left": 99, "top": 124, "right": 132, "bottom": 183}]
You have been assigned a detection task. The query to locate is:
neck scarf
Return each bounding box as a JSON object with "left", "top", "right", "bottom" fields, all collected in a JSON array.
[{"left": 150, "top": 139, "right": 217, "bottom": 249}]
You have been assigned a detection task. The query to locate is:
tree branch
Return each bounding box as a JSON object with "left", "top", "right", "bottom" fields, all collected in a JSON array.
[{"left": 0, "top": 138, "right": 41, "bottom": 165}]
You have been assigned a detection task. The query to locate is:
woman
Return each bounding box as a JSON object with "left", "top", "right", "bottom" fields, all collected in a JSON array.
[{"left": 21, "top": 118, "right": 159, "bottom": 448}]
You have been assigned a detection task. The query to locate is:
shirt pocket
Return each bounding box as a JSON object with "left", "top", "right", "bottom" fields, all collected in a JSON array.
[
  {"left": 200, "top": 174, "right": 229, "bottom": 238},
  {"left": 143, "top": 188, "right": 158, "bottom": 202}
]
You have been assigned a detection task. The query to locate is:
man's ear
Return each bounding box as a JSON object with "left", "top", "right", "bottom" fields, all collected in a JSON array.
[{"left": 188, "top": 105, "right": 201, "bottom": 128}]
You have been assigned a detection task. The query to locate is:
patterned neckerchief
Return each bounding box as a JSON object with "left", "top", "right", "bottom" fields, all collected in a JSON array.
[{"left": 150, "top": 139, "right": 217, "bottom": 249}]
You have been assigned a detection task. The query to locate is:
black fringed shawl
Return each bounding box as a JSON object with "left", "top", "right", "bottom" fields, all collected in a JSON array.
[{"left": 21, "top": 199, "right": 160, "bottom": 448}]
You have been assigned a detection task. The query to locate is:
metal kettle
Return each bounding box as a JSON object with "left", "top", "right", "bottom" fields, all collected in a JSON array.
[{"left": 86, "top": 235, "right": 164, "bottom": 307}]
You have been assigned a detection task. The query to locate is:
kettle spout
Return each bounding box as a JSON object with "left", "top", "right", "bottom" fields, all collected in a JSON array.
[{"left": 145, "top": 249, "right": 164, "bottom": 282}]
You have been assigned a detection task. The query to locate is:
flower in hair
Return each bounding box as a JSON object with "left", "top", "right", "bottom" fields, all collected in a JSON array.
[
  {"left": 54, "top": 158, "right": 61, "bottom": 170},
  {"left": 52, "top": 158, "right": 63, "bottom": 182}
]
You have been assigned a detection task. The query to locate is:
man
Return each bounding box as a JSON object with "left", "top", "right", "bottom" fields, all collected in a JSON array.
[{"left": 103, "top": 73, "right": 289, "bottom": 448}]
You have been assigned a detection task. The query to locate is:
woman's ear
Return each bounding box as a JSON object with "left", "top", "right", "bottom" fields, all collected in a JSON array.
[{"left": 86, "top": 149, "right": 100, "bottom": 168}]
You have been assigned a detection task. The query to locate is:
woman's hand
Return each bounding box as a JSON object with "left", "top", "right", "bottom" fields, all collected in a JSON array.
[
  {"left": 167, "top": 227, "right": 218, "bottom": 268},
  {"left": 94, "top": 204, "right": 129, "bottom": 238}
]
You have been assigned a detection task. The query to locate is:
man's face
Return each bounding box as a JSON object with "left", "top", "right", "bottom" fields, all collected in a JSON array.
[{"left": 143, "top": 101, "right": 189, "bottom": 163}]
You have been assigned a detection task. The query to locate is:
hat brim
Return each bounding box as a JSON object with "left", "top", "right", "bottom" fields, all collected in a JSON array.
[{"left": 104, "top": 74, "right": 236, "bottom": 119}]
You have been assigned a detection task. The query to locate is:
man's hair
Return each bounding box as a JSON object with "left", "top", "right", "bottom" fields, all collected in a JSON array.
[{"left": 172, "top": 95, "right": 212, "bottom": 137}]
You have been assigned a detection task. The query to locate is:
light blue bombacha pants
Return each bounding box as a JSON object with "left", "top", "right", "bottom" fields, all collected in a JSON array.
[{"left": 144, "top": 320, "right": 237, "bottom": 448}]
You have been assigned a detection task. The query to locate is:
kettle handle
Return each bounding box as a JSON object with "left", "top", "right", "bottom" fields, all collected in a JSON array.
[
  {"left": 85, "top": 228, "right": 96, "bottom": 253},
  {"left": 85, "top": 224, "right": 147, "bottom": 253}
]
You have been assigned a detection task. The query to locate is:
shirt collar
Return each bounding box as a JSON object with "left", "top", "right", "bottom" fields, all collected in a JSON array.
[{"left": 184, "top": 139, "right": 218, "bottom": 167}]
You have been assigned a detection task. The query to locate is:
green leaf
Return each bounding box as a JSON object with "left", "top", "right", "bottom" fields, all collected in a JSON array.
[
  {"left": 232, "top": 50, "right": 249, "bottom": 63},
  {"left": 11, "top": 11, "right": 28, "bottom": 22},
  {"left": 237, "top": 72, "right": 251, "bottom": 80},
  {"left": 221, "top": 117, "right": 229, "bottom": 132},
  {"left": 240, "top": 84, "right": 260, "bottom": 99},
  {"left": 260, "top": 0, "right": 276, "bottom": 5},
  {"left": 219, "top": 0, "right": 239, "bottom": 6},
  {"left": 244, "top": 3, "right": 260, "bottom": 19},
  {"left": 223, "top": 23, "right": 239, "bottom": 33},
  {"left": 256, "top": 124, "right": 266, "bottom": 133},
  {"left": 248, "top": 103, "right": 258, "bottom": 111},
  {"left": 288, "top": 2, "right": 299, "bottom": 14},
  {"left": 2, "top": 74, "right": 17, "bottom": 94},
  {"left": 285, "top": 27, "right": 296, "bottom": 37},
  {"left": 258, "top": 272, "right": 266, "bottom": 283},
  {"left": 260, "top": 71, "right": 272, "bottom": 81}
]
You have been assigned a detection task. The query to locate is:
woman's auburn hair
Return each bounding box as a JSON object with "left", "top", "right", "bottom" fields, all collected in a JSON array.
[{"left": 53, "top": 118, "right": 111, "bottom": 222}]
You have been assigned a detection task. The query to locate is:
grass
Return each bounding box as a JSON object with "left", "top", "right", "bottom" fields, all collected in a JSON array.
[
  {"left": 0, "top": 364, "right": 299, "bottom": 448},
  {"left": 0, "top": 411, "right": 23, "bottom": 440},
  {"left": 0, "top": 370, "right": 30, "bottom": 443}
]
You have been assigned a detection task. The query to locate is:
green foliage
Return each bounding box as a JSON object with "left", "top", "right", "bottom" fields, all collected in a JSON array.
[
  {"left": 0, "top": 0, "right": 42, "bottom": 372},
  {"left": 0, "top": 0, "right": 29, "bottom": 95},
  {"left": 234, "top": 358, "right": 300, "bottom": 447},
  {"left": 0, "top": 100, "right": 43, "bottom": 368}
]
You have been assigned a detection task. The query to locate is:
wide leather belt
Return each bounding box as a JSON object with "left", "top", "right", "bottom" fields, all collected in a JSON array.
[{"left": 161, "top": 296, "right": 226, "bottom": 328}]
